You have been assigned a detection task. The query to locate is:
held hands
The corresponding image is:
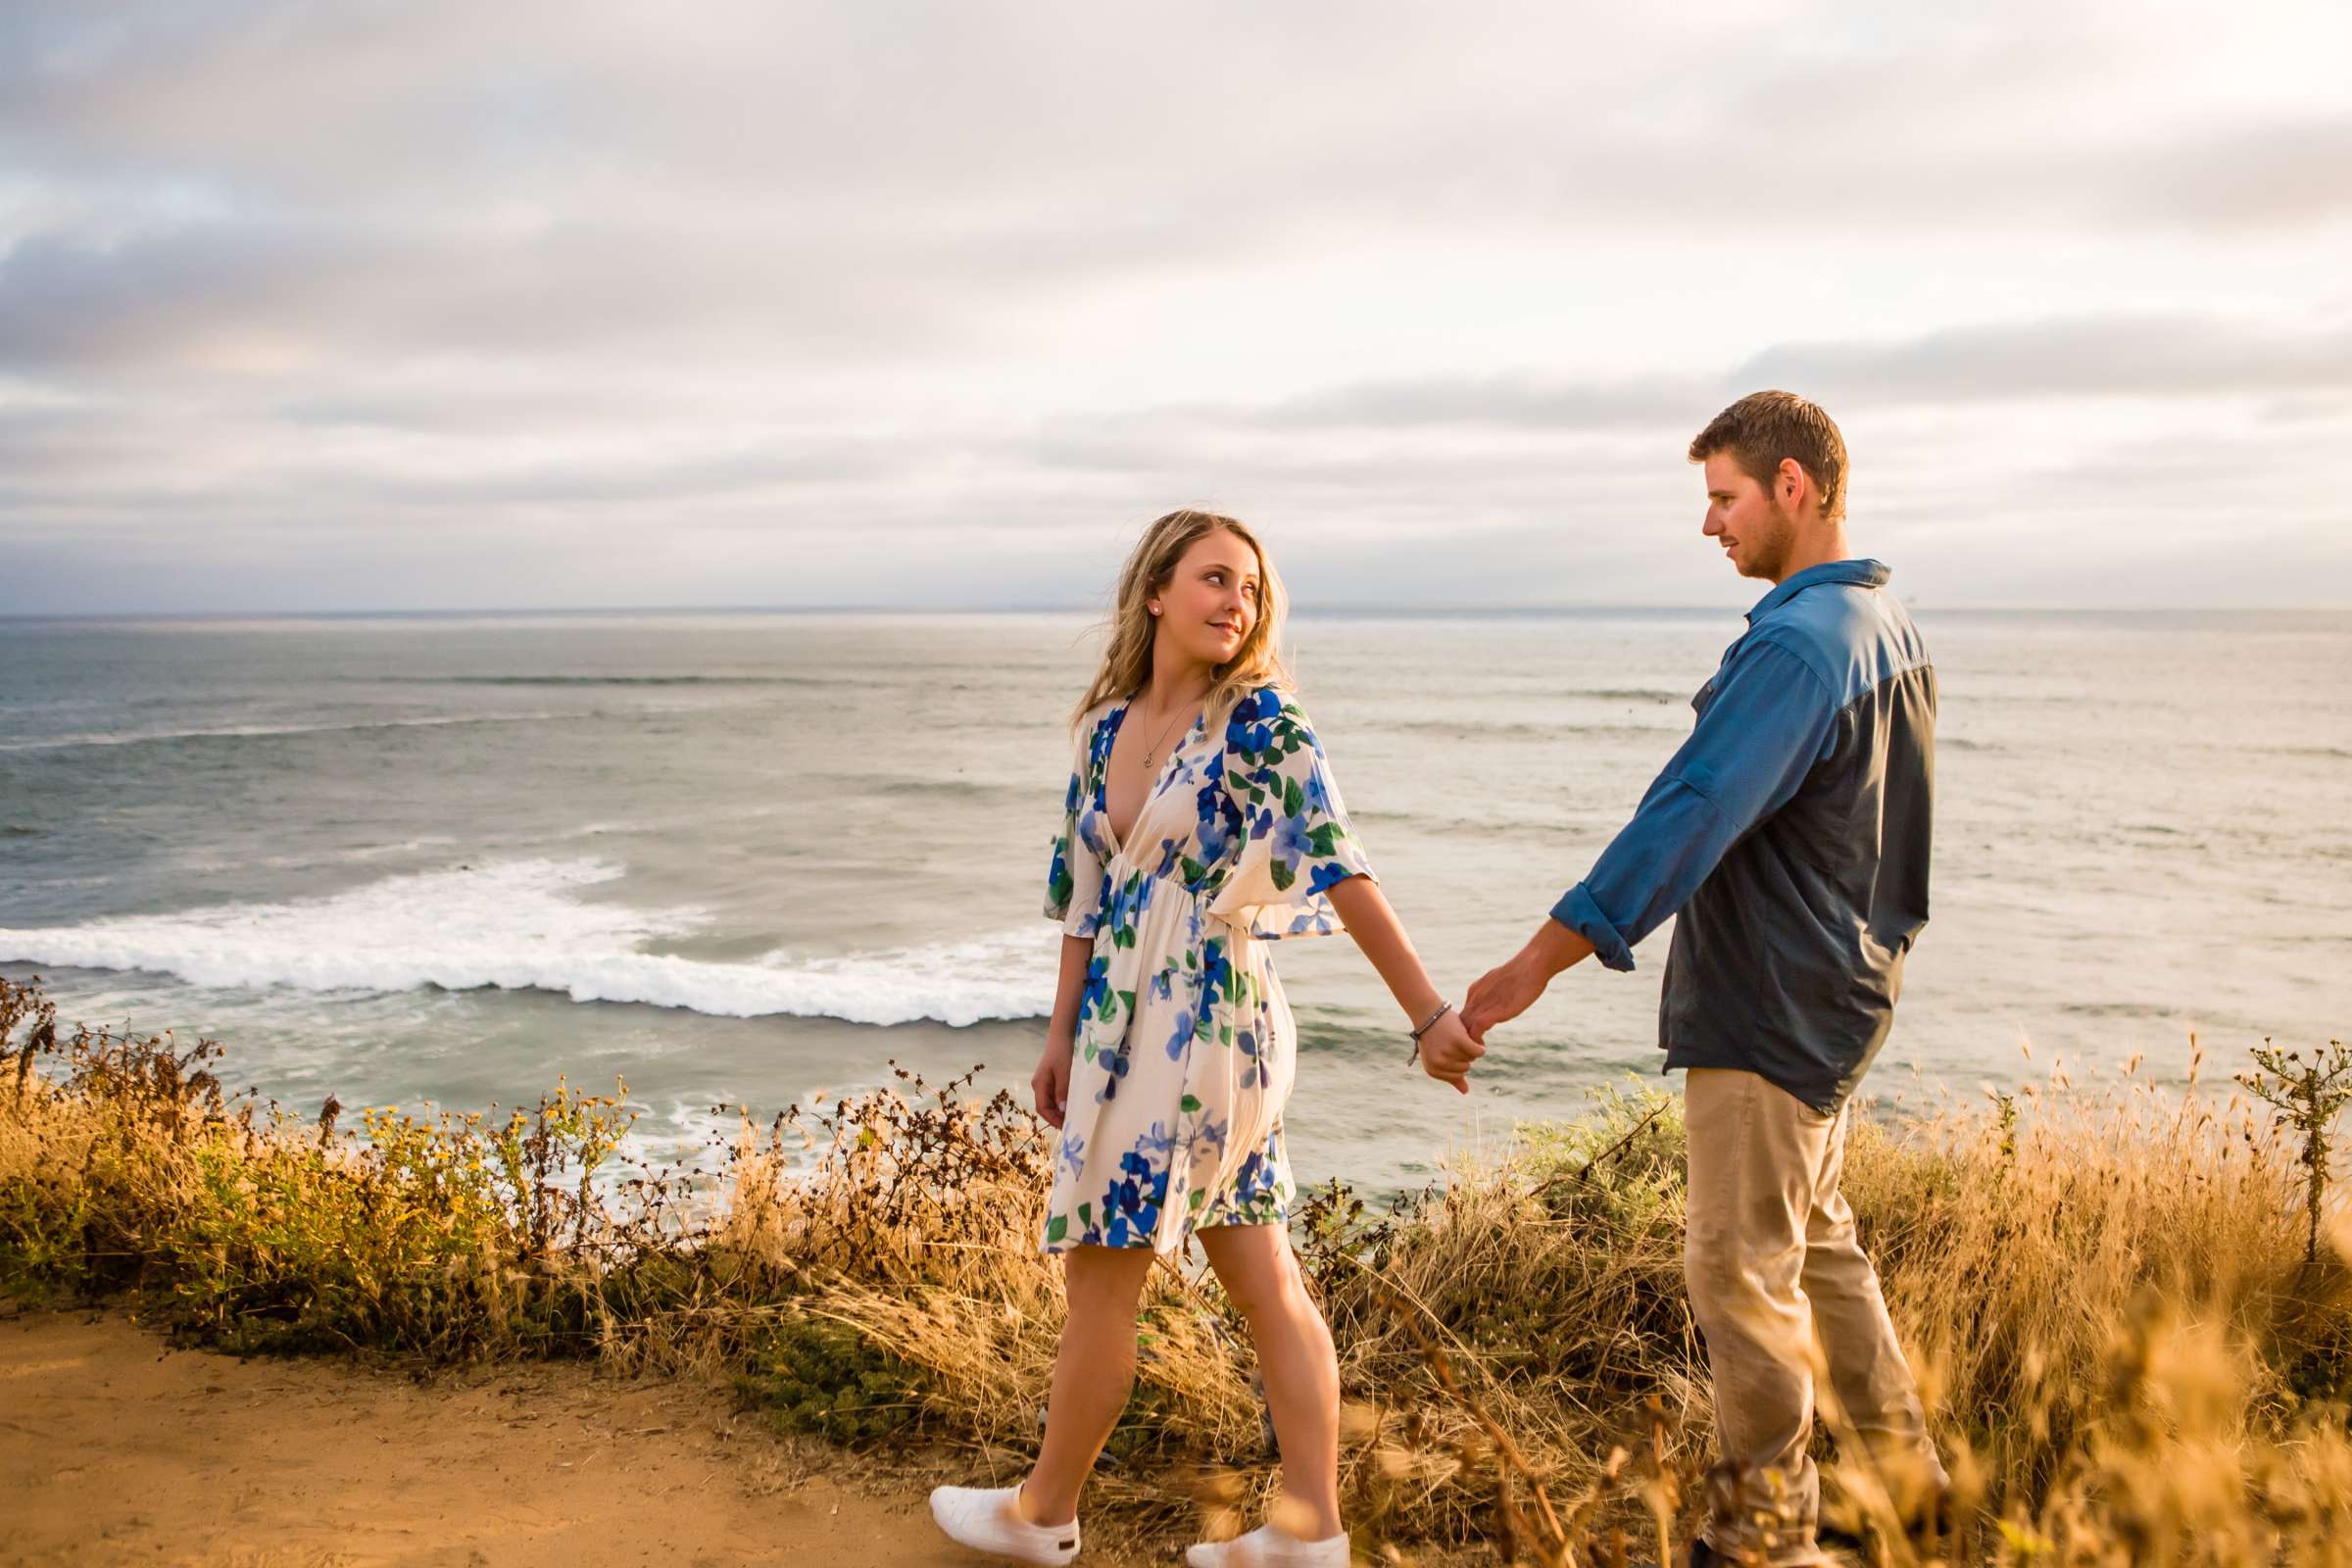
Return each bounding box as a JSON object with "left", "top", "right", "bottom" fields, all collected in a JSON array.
[
  {"left": 1415, "top": 1007, "right": 1484, "bottom": 1094},
  {"left": 1411, "top": 920, "right": 1593, "bottom": 1094},
  {"left": 1464, "top": 920, "right": 1592, "bottom": 1042},
  {"left": 1462, "top": 952, "right": 1551, "bottom": 1043},
  {"left": 1031, "top": 1037, "right": 1073, "bottom": 1129}
]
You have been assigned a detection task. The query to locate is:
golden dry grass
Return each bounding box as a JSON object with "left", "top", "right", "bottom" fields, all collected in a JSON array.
[{"left": 5, "top": 971, "right": 2350, "bottom": 1564}]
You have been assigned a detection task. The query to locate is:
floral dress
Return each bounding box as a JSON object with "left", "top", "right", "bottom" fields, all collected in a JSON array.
[{"left": 1041, "top": 683, "right": 1375, "bottom": 1254}]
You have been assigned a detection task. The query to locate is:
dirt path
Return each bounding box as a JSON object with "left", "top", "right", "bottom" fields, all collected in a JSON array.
[{"left": 0, "top": 1303, "right": 1148, "bottom": 1568}]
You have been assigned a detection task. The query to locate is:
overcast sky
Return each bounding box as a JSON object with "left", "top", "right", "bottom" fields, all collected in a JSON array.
[{"left": 4, "top": 1, "right": 2349, "bottom": 614}]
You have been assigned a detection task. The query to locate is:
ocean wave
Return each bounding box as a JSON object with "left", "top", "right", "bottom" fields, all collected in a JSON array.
[
  {"left": 1349, "top": 808, "right": 1593, "bottom": 839},
  {"left": 340, "top": 836, "right": 462, "bottom": 861},
  {"left": 1572, "top": 688, "right": 1687, "bottom": 704},
  {"left": 0, "top": 858, "right": 1054, "bottom": 1028},
  {"left": 2058, "top": 1002, "right": 2182, "bottom": 1020},
  {"left": 0, "top": 712, "right": 567, "bottom": 754},
  {"left": 873, "top": 777, "right": 1021, "bottom": 798},
  {"left": 1384, "top": 719, "right": 1677, "bottom": 742}
]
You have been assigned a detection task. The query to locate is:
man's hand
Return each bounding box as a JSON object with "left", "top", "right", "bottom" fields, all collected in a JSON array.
[
  {"left": 1031, "top": 1039, "right": 1074, "bottom": 1128},
  {"left": 1463, "top": 956, "right": 1548, "bottom": 1042},
  {"left": 1464, "top": 919, "right": 1598, "bottom": 1040},
  {"left": 1415, "top": 1009, "right": 1484, "bottom": 1094}
]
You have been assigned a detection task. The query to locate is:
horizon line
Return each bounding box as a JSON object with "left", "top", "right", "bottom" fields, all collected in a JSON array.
[{"left": 5, "top": 601, "right": 2352, "bottom": 623}]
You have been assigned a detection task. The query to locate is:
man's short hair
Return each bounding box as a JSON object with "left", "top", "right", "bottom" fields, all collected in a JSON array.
[{"left": 1689, "top": 390, "right": 1848, "bottom": 522}]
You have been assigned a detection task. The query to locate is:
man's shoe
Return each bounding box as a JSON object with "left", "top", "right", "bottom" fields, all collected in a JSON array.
[{"left": 1819, "top": 1483, "right": 1957, "bottom": 1554}]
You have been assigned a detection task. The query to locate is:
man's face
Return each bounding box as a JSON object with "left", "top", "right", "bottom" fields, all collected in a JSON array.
[{"left": 1700, "top": 454, "right": 1796, "bottom": 582}]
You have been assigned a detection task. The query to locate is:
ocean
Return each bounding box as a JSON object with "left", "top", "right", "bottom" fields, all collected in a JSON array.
[{"left": 3, "top": 609, "right": 2347, "bottom": 1198}]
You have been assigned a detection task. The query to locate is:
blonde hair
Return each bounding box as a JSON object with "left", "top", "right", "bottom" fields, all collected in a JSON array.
[{"left": 1073, "top": 509, "right": 1290, "bottom": 728}]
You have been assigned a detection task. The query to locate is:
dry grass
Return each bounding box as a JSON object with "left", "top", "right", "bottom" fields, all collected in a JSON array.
[{"left": 5, "top": 971, "right": 2351, "bottom": 1564}]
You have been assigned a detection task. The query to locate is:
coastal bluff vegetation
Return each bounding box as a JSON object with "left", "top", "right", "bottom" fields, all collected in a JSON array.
[{"left": 4, "top": 971, "right": 2350, "bottom": 1566}]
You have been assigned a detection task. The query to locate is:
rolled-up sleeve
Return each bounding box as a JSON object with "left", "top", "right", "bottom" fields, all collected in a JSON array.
[{"left": 1550, "top": 640, "right": 1837, "bottom": 970}]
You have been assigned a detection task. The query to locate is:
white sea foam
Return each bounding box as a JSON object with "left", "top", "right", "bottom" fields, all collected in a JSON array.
[
  {"left": 0, "top": 712, "right": 567, "bottom": 753},
  {"left": 0, "top": 858, "right": 1054, "bottom": 1027}
]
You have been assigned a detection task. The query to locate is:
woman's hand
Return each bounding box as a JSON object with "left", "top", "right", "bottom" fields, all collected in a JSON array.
[
  {"left": 1416, "top": 1010, "right": 1484, "bottom": 1094},
  {"left": 1032, "top": 1037, "right": 1075, "bottom": 1128},
  {"left": 1323, "top": 875, "right": 1475, "bottom": 1091}
]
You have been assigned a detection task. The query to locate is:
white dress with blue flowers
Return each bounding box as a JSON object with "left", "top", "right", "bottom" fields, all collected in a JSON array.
[{"left": 1041, "top": 683, "right": 1375, "bottom": 1254}]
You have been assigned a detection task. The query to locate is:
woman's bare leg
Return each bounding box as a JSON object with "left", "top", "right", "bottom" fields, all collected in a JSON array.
[
  {"left": 1197, "top": 1223, "right": 1344, "bottom": 1540},
  {"left": 1021, "top": 1244, "right": 1159, "bottom": 1526}
]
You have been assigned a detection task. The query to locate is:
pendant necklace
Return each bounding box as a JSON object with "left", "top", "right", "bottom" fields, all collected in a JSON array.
[{"left": 1137, "top": 699, "right": 1196, "bottom": 769}]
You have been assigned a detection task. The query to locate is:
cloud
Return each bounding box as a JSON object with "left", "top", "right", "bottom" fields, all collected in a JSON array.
[
  {"left": 3, "top": 1, "right": 2351, "bottom": 612},
  {"left": 0, "top": 213, "right": 1192, "bottom": 375},
  {"left": 1199, "top": 314, "right": 2352, "bottom": 437},
  {"left": 1740, "top": 315, "right": 2352, "bottom": 405}
]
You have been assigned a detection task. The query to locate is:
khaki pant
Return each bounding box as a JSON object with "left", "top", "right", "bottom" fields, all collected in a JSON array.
[{"left": 1682, "top": 1068, "right": 1945, "bottom": 1565}]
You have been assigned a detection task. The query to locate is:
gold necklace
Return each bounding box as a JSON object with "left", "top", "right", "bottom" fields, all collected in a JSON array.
[{"left": 1136, "top": 698, "right": 1198, "bottom": 768}]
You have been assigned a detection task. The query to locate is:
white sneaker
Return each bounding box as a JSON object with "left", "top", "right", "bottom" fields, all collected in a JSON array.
[
  {"left": 1184, "top": 1521, "right": 1350, "bottom": 1566},
  {"left": 927, "top": 1484, "right": 1081, "bottom": 1565}
]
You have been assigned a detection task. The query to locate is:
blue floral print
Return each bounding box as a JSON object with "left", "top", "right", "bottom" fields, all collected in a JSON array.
[{"left": 1040, "top": 684, "right": 1374, "bottom": 1254}]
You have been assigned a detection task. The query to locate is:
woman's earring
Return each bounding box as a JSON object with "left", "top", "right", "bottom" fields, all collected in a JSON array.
[{"left": 1149, "top": 605, "right": 1161, "bottom": 616}]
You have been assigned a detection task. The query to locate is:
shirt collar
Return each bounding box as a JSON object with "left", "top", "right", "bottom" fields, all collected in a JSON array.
[{"left": 1746, "top": 559, "right": 1892, "bottom": 623}]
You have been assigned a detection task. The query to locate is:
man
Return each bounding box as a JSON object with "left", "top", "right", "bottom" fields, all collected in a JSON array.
[{"left": 1450, "top": 390, "right": 1947, "bottom": 1565}]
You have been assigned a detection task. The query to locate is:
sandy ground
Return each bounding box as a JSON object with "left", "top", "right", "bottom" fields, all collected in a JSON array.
[{"left": 0, "top": 1302, "right": 1151, "bottom": 1568}]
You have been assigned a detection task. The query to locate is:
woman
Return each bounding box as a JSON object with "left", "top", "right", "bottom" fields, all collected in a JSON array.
[{"left": 930, "top": 510, "right": 1483, "bottom": 1567}]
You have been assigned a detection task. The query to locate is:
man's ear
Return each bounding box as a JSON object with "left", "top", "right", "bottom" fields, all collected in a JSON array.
[{"left": 1778, "top": 457, "right": 1804, "bottom": 509}]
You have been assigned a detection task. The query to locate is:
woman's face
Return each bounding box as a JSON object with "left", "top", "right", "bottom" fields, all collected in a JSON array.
[{"left": 1152, "top": 528, "right": 1260, "bottom": 668}]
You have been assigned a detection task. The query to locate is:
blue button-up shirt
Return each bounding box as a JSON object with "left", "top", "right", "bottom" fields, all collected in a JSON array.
[{"left": 1551, "top": 560, "right": 1938, "bottom": 1110}]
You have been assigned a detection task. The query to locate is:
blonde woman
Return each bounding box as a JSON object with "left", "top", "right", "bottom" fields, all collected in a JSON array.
[{"left": 930, "top": 510, "right": 1484, "bottom": 1567}]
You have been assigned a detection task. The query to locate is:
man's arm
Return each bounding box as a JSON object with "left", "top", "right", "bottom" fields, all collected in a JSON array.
[
  {"left": 1463, "top": 919, "right": 1595, "bottom": 1040},
  {"left": 1464, "top": 638, "right": 1837, "bottom": 1039}
]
